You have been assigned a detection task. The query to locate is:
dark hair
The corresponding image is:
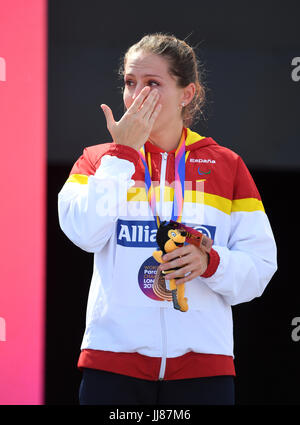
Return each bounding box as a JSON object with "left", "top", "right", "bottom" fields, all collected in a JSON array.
[{"left": 119, "top": 33, "right": 206, "bottom": 127}]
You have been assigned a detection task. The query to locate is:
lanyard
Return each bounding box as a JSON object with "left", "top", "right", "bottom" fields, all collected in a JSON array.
[{"left": 138, "top": 128, "right": 189, "bottom": 228}]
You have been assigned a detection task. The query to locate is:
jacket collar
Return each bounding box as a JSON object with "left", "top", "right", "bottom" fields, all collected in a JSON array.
[{"left": 144, "top": 128, "right": 217, "bottom": 154}]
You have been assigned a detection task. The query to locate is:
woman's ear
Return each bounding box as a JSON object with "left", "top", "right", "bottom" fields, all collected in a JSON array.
[{"left": 182, "top": 82, "right": 196, "bottom": 106}]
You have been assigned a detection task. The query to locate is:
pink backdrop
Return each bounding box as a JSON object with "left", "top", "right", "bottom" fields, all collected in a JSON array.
[{"left": 0, "top": 0, "right": 47, "bottom": 404}]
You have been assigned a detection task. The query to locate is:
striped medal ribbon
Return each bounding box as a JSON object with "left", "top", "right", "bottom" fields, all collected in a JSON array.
[{"left": 138, "top": 128, "right": 189, "bottom": 228}]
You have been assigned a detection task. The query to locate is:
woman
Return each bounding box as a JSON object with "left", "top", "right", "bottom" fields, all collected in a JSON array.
[{"left": 58, "top": 33, "right": 277, "bottom": 405}]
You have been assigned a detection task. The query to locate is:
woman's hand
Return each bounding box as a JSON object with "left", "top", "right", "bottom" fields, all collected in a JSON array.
[
  {"left": 101, "top": 86, "right": 162, "bottom": 151},
  {"left": 158, "top": 244, "right": 209, "bottom": 285}
]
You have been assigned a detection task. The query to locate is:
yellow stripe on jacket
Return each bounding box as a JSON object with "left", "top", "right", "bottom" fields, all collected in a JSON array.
[
  {"left": 66, "top": 174, "right": 264, "bottom": 215},
  {"left": 67, "top": 174, "right": 89, "bottom": 184}
]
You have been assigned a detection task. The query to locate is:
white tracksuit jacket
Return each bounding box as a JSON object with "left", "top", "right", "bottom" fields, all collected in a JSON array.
[{"left": 58, "top": 128, "right": 277, "bottom": 380}]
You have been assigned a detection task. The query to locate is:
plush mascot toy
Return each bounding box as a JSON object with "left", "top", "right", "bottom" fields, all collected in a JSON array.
[{"left": 152, "top": 221, "right": 213, "bottom": 313}]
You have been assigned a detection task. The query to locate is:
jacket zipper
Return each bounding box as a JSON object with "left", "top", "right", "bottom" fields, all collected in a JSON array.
[
  {"left": 158, "top": 151, "right": 168, "bottom": 380},
  {"left": 158, "top": 307, "right": 167, "bottom": 380}
]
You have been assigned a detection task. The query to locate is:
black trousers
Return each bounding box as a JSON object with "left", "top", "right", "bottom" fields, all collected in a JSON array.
[{"left": 79, "top": 368, "right": 235, "bottom": 405}]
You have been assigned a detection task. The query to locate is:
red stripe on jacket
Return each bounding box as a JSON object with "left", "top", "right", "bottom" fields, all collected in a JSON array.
[{"left": 78, "top": 349, "right": 235, "bottom": 381}]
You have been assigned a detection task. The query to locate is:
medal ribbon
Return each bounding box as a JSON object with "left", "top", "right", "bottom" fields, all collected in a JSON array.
[{"left": 139, "top": 128, "right": 189, "bottom": 228}]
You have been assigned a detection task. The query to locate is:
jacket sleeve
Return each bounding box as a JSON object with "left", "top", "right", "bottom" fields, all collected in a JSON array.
[
  {"left": 58, "top": 144, "right": 140, "bottom": 253},
  {"left": 201, "top": 156, "right": 277, "bottom": 306}
]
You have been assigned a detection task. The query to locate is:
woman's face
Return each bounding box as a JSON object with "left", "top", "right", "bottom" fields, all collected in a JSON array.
[{"left": 123, "top": 51, "right": 189, "bottom": 134}]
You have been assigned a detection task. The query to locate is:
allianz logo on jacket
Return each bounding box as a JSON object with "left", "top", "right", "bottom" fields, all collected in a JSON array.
[{"left": 117, "top": 219, "right": 216, "bottom": 247}]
